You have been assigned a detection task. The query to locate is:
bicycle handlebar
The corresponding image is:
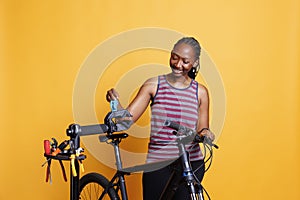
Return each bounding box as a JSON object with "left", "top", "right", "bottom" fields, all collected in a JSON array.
[
  {"left": 164, "top": 120, "right": 219, "bottom": 149},
  {"left": 66, "top": 123, "right": 108, "bottom": 137},
  {"left": 66, "top": 109, "right": 133, "bottom": 138},
  {"left": 80, "top": 124, "right": 109, "bottom": 136},
  {"left": 164, "top": 120, "right": 195, "bottom": 137}
]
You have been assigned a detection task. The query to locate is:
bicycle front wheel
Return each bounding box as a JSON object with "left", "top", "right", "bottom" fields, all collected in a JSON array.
[{"left": 79, "top": 172, "right": 119, "bottom": 200}]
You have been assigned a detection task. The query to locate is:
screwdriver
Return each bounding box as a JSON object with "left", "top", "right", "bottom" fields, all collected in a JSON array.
[{"left": 51, "top": 140, "right": 69, "bottom": 156}]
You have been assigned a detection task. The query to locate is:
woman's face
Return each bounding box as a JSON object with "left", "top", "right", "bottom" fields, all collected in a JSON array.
[{"left": 169, "top": 42, "right": 197, "bottom": 77}]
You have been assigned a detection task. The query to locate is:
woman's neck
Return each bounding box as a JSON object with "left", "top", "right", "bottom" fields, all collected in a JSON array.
[{"left": 166, "top": 73, "right": 192, "bottom": 88}]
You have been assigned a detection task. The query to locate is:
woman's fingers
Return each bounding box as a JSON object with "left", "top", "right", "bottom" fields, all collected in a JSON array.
[
  {"left": 201, "top": 129, "right": 215, "bottom": 141},
  {"left": 106, "top": 88, "right": 119, "bottom": 102},
  {"left": 208, "top": 131, "right": 215, "bottom": 141}
]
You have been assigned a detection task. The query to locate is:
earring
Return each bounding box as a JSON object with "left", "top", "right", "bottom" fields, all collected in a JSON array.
[{"left": 194, "top": 64, "right": 200, "bottom": 77}]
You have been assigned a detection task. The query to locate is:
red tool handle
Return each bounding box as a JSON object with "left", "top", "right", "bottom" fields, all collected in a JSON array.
[{"left": 44, "top": 140, "right": 51, "bottom": 155}]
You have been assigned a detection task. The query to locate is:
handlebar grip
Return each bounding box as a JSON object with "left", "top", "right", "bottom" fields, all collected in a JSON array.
[
  {"left": 164, "top": 120, "right": 180, "bottom": 130},
  {"left": 79, "top": 124, "right": 109, "bottom": 136},
  {"left": 164, "top": 120, "right": 195, "bottom": 137}
]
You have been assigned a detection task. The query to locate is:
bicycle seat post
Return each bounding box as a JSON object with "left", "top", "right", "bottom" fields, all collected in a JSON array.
[
  {"left": 110, "top": 137, "right": 129, "bottom": 200},
  {"left": 111, "top": 138, "right": 123, "bottom": 171}
]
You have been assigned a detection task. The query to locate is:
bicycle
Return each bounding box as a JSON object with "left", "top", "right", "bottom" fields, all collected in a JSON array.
[{"left": 43, "top": 109, "right": 218, "bottom": 200}]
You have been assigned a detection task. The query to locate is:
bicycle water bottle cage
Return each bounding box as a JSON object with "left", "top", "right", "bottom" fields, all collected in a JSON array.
[{"left": 104, "top": 109, "right": 133, "bottom": 134}]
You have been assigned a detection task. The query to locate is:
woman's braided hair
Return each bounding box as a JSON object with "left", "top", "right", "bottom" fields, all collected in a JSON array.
[{"left": 173, "top": 37, "right": 201, "bottom": 79}]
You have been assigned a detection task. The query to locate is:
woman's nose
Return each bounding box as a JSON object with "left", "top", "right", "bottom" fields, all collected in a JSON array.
[{"left": 175, "top": 59, "right": 182, "bottom": 68}]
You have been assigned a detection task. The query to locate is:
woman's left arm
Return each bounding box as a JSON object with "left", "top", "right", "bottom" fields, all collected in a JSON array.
[{"left": 197, "top": 84, "right": 215, "bottom": 141}]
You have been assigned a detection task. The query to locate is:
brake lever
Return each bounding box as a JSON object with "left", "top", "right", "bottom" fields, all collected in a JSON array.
[{"left": 194, "top": 135, "right": 219, "bottom": 149}]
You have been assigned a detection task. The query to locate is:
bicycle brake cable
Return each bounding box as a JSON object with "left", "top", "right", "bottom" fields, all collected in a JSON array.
[{"left": 204, "top": 143, "right": 213, "bottom": 172}]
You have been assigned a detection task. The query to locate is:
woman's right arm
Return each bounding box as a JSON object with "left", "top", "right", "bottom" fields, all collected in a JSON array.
[{"left": 106, "top": 77, "right": 158, "bottom": 122}]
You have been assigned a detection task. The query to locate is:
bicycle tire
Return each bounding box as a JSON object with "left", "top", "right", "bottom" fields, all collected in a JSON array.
[{"left": 79, "top": 172, "right": 120, "bottom": 200}]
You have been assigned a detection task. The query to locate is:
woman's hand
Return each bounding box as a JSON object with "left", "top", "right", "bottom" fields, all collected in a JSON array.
[
  {"left": 106, "top": 88, "right": 120, "bottom": 102},
  {"left": 106, "top": 88, "right": 124, "bottom": 110},
  {"left": 200, "top": 128, "right": 215, "bottom": 142}
]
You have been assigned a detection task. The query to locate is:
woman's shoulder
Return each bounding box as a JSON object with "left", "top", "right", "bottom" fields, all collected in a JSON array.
[
  {"left": 143, "top": 76, "right": 159, "bottom": 85},
  {"left": 141, "top": 76, "right": 160, "bottom": 97},
  {"left": 197, "top": 83, "right": 209, "bottom": 99}
]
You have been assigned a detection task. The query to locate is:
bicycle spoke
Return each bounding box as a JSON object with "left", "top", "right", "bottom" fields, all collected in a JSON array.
[{"left": 80, "top": 182, "right": 110, "bottom": 200}]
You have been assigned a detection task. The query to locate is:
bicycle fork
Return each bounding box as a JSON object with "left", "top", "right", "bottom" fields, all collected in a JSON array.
[
  {"left": 179, "top": 143, "right": 204, "bottom": 200},
  {"left": 159, "top": 142, "right": 205, "bottom": 200}
]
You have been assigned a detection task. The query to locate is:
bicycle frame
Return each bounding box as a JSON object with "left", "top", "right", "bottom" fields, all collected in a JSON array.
[{"left": 99, "top": 135, "right": 130, "bottom": 200}]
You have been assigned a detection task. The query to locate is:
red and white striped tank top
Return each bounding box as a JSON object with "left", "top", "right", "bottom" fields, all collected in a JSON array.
[{"left": 146, "top": 75, "right": 203, "bottom": 163}]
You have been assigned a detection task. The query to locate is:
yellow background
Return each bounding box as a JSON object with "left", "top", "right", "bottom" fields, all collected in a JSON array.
[{"left": 1, "top": 0, "right": 299, "bottom": 199}]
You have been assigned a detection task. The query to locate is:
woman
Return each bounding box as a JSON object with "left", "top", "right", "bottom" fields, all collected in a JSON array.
[{"left": 106, "top": 37, "right": 215, "bottom": 199}]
